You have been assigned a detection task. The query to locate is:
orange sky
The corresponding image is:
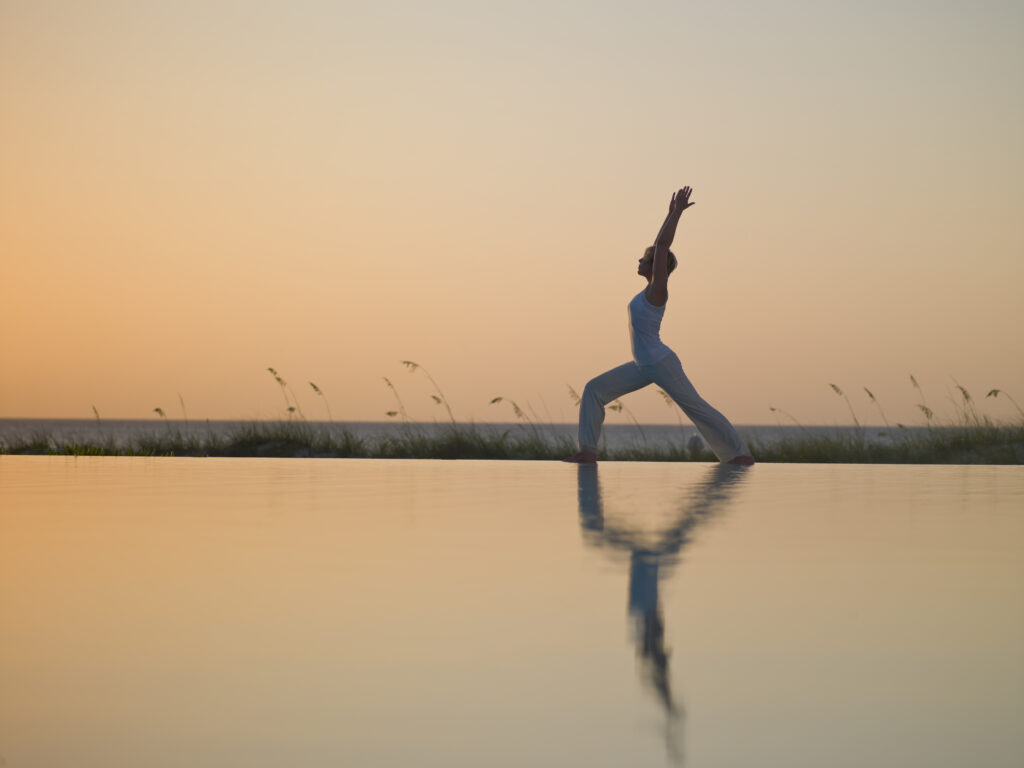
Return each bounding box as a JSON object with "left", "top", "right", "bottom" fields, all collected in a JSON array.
[{"left": 2, "top": 0, "right": 1022, "bottom": 425}]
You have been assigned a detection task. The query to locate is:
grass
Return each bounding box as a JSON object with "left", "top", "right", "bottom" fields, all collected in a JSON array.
[
  {"left": 2, "top": 367, "right": 1022, "bottom": 463},
  {"left": 747, "top": 424, "right": 1024, "bottom": 464},
  {"left": 4, "top": 420, "right": 1021, "bottom": 463},
  {"left": 0, "top": 421, "right": 578, "bottom": 460}
]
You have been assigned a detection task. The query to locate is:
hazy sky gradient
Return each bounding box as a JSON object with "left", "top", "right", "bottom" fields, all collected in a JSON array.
[{"left": 2, "top": 0, "right": 1022, "bottom": 425}]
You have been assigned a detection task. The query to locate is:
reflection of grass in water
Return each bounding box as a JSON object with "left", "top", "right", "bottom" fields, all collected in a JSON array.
[{"left": 2, "top": 369, "right": 1022, "bottom": 462}]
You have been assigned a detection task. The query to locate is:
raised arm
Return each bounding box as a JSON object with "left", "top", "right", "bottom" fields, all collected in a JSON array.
[{"left": 647, "top": 187, "right": 695, "bottom": 305}]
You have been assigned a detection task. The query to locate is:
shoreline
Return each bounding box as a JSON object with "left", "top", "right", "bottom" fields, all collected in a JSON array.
[{"left": 3, "top": 419, "right": 1022, "bottom": 464}]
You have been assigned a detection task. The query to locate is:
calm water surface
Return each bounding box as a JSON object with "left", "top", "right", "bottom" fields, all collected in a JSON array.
[{"left": 1, "top": 458, "right": 1023, "bottom": 768}]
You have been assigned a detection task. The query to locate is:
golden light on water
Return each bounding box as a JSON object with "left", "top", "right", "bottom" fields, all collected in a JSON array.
[{"left": 2, "top": 458, "right": 1023, "bottom": 765}]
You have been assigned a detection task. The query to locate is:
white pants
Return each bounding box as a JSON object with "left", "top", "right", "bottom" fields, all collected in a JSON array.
[{"left": 578, "top": 352, "right": 751, "bottom": 462}]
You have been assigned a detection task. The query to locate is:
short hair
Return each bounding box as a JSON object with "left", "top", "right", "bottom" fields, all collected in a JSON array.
[{"left": 644, "top": 246, "right": 678, "bottom": 275}]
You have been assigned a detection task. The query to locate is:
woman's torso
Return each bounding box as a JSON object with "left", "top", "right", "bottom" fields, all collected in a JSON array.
[{"left": 628, "top": 290, "right": 672, "bottom": 365}]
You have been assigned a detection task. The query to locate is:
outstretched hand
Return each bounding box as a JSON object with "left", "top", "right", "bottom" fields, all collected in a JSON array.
[{"left": 668, "top": 187, "right": 695, "bottom": 216}]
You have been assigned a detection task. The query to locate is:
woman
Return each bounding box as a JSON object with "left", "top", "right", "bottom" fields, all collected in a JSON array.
[{"left": 566, "top": 187, "right": 754, "bottom": 465}]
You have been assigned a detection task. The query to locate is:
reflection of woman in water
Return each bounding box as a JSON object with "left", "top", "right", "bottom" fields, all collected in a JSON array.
[
  {"left": 577, "top": 464, "right": 749, "bottom": 764},
  {"left": 566, "top": 188, "right": 755, "bottom": 465}
]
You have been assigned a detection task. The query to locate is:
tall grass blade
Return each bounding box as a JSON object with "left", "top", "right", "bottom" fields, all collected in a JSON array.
[
  {"left": 402, "top": 361, "right": 456, "bottom": 426},
  {"left": 309, "top": 381, "right": 334, "bottom": 422},
  {"left": 830, "top": 383, "right": 861, "bottom": 429}
]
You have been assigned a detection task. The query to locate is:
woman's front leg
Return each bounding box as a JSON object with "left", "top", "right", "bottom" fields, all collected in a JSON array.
[{"left": 569, "top": 362, "right": 651, "bottom": 461}]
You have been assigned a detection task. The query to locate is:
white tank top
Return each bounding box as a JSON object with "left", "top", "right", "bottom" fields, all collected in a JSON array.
[{"left": 628, "top": 290, "right": 672, "bottom": 365}]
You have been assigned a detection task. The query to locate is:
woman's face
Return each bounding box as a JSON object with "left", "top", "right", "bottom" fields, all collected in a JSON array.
[{"left": 638, "top": 253, "right": 653, "bottom": 278}]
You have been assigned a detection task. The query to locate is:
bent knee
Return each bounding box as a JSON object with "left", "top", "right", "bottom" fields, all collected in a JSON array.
[{"left": 583, "top": 380, "right": 613, "bottom": 406}]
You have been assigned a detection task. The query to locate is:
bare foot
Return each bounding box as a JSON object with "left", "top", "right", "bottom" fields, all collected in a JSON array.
[
  {"left": 727, "top": 455, "right": 755, "bottom": 466},
  {"left": 564, "top": 451, "right": 597, "bottom": 463}
]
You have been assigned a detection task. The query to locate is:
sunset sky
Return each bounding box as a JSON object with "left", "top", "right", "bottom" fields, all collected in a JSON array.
[{"left": 2, "top": 0, "right": 1022, "bottom": 426}]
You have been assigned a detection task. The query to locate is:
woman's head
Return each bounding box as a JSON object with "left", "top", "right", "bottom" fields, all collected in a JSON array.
[{"left": 638, "top": 246, "right": 677, "bottom": 278}]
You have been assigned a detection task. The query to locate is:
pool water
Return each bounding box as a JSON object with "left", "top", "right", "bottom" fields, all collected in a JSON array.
[{"left": 2, "top": 458, "right": 1022, "bottom": 767}]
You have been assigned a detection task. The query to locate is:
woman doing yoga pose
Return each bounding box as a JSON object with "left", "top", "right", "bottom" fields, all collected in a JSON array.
[{"left": 566, "top": 187, "right": 755, "bottom": 465}]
